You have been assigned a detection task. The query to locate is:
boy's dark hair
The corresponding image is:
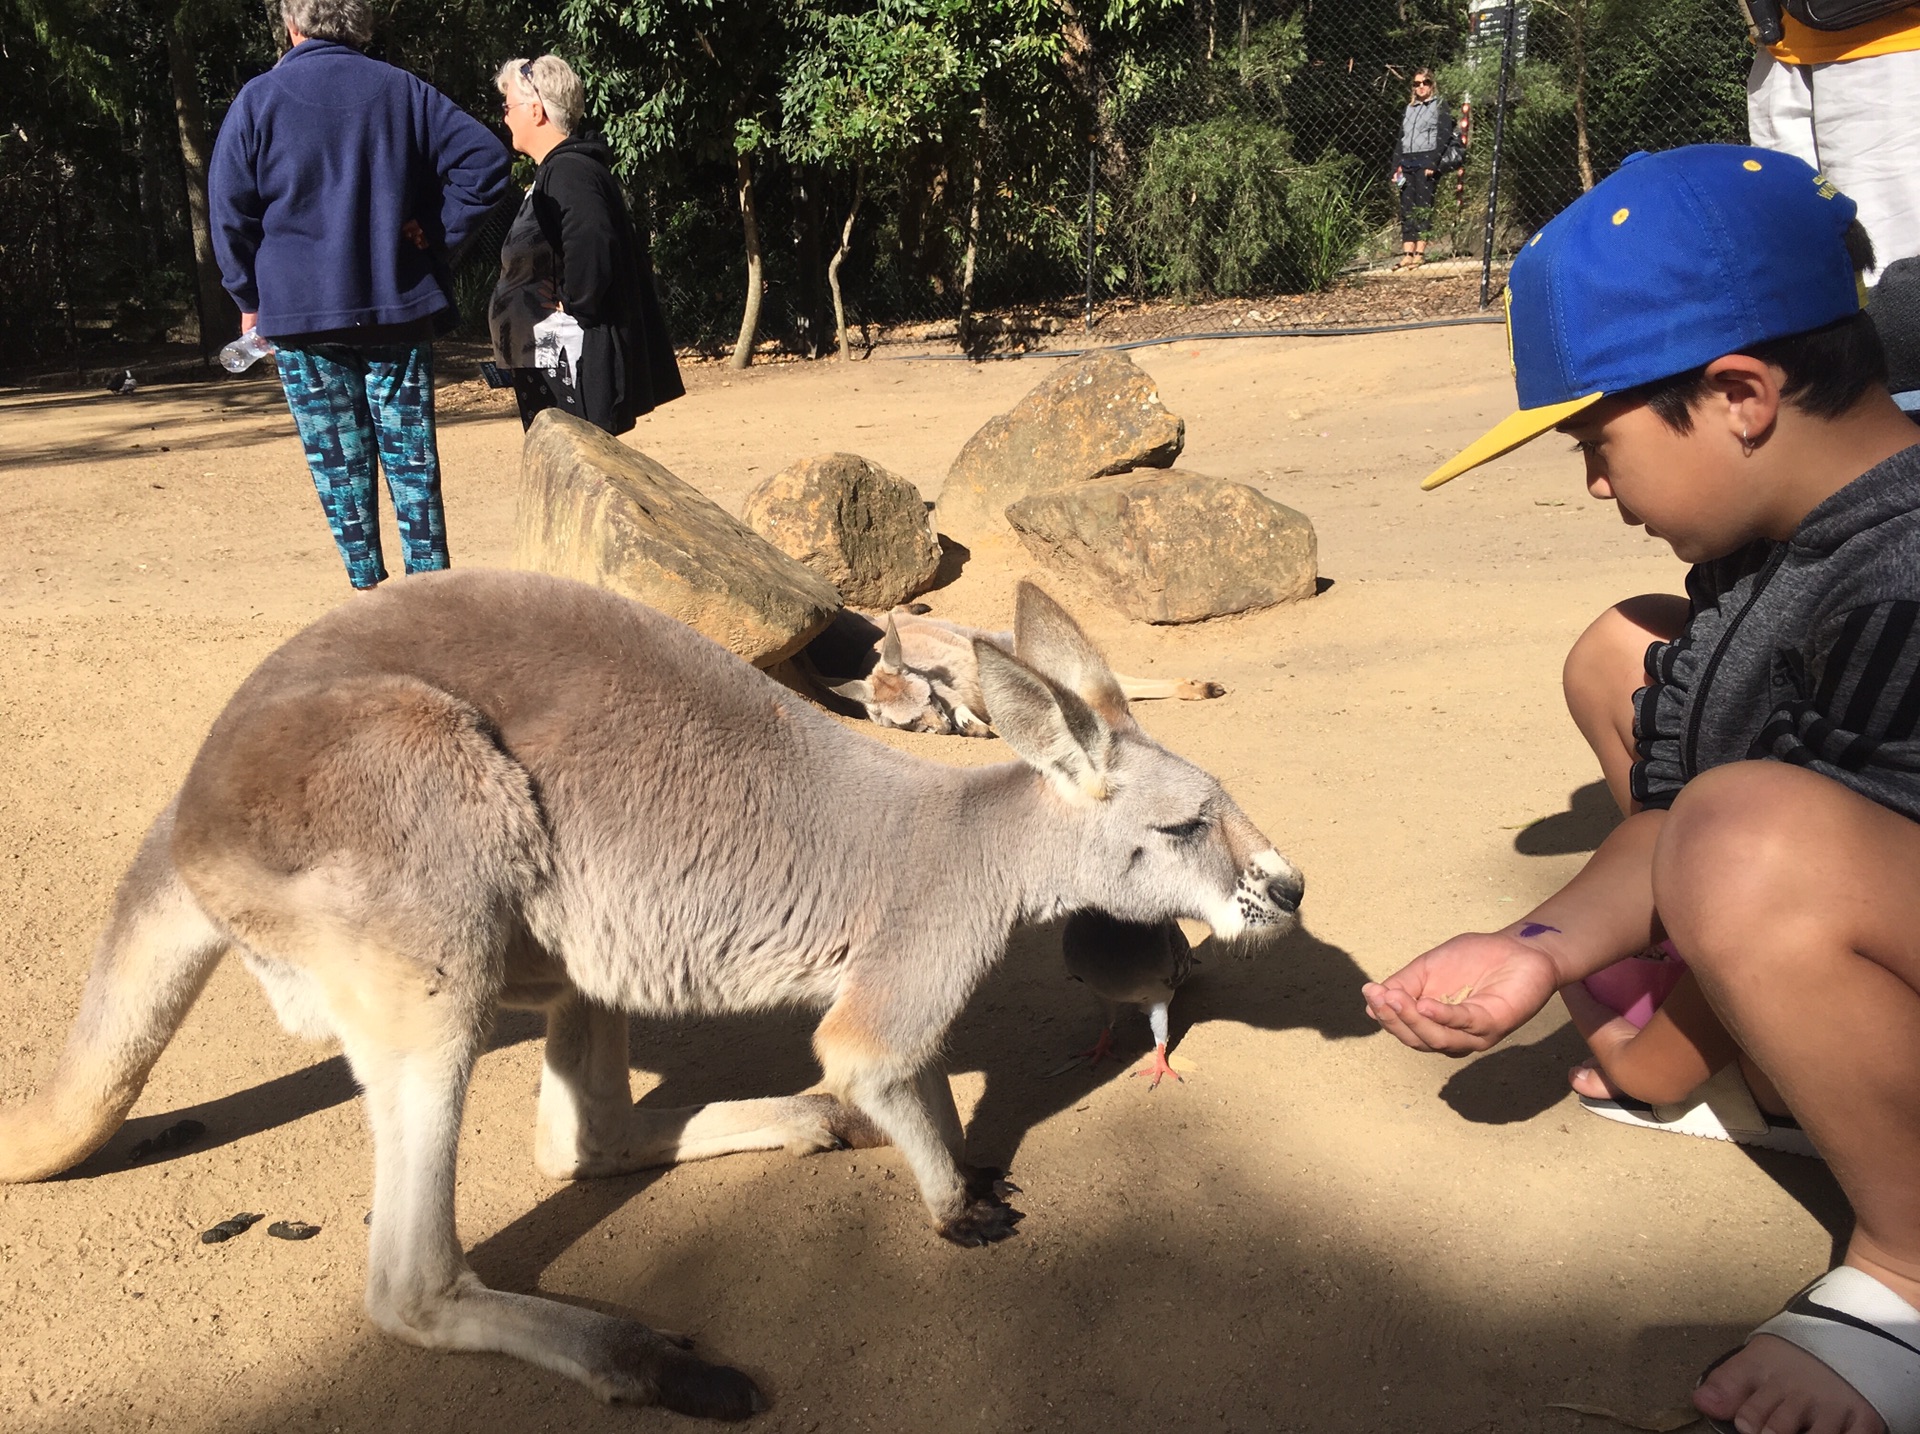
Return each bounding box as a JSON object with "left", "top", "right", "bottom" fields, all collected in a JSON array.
[{"left": 1632, "top": 219, "right": 1885, "bottom": 431}]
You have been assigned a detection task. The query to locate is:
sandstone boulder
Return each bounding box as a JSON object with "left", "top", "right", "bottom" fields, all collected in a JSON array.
[
  {"left": 741, "top": 452, "right": 940, "bottom": 609},
  {"left": 1005, "top": 470, "right": 1317, "bottom": 623},
  {"left": 933, "top": 351, "right": 1184, "bottom": 543},
  {"left": 516, "top": 409, "right": 841, "bottom": 665}
]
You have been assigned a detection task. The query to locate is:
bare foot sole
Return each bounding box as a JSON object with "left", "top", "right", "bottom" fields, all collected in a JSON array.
[{"left": 1694, "top": 1333, "right": 1884, "bottom": 1434}]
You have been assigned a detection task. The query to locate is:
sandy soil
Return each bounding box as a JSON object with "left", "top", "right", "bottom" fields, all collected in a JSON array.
[{"left": 0, "top": 333, "right": 1849, "bottom": 1434}]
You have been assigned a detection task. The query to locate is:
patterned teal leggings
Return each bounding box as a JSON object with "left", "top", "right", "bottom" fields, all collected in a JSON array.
[{"left": 276, "top": 341, "right": 450, "bottom": 589}]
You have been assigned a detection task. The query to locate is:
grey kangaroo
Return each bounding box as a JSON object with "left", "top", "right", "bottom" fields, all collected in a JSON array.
[
  {"left": 0, "top": 570, "right": 1302, "bottom": 1419},
  {"left": 809, "top": 606, "right": 1225, "bottom": 737}
]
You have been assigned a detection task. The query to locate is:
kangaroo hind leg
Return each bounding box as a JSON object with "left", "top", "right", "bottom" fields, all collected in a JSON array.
[
  {"left": 173, "top": 674, "right": 756, "bottom": 1412},
  {"left": 534, "top": 991, "right": 883, "bottom": 1180},
  {"left": 0, "top": 802, "right": 229, "bottom": 1183},
  {"left": 1115, "top": 672, "right": 1225, "bottom": 701},
  {"left": 343, "top": 972, "right": 759, "bottom": 1417}
]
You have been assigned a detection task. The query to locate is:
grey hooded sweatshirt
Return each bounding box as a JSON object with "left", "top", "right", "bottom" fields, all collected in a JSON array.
[{"left": 1632, "top": 442, "right": 1920, "bottom": 821}]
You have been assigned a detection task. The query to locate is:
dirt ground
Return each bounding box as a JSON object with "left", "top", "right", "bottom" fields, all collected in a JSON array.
[{"left": 0, "top": 332, "right": 1850, "bottom": 1434}]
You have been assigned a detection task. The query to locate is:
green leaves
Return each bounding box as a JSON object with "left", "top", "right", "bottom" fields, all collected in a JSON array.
[{"left": 779, "top": 0, "right": 975, "bottom": 168}]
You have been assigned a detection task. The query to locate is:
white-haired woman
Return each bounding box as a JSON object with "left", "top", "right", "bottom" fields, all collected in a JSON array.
[
  {"left": 208, "top": 0, "right": 510, "bottom": 589},
  {"left": 490, "top": 55, "right": 682, "bottom": 436}
]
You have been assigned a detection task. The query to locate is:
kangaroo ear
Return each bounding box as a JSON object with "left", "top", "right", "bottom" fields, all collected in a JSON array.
[
  {"left": 1012, "top": 581, "right": 1132, "bottom": 728},
  {"left": 880, "top": 613, "right": 904, "bottom": 670},
  {"left": 825, "top": 677, "right": 874, "bottom": 706},
  {"left": 974, "top": 638, "right": 1113, "bottom": 799}
]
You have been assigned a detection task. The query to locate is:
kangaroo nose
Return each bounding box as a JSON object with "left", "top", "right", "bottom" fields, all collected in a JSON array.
[
  {"left": 1243, "top": 848, "right": 1305, "bottom": 920},
  {"left": 1266, "top": 865, "right": 1305, "bottom": 914}
]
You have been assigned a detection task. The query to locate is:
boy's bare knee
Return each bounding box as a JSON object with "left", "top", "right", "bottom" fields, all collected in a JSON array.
[
  {"left": 1655, "top": 762, "right": 1813, "bottom": 967},
  {"left": 1563, "top": 595, "right": 1687, "bottom": 717}
]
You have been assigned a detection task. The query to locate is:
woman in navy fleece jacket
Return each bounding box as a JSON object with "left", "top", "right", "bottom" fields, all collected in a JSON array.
[{"left": 209, "top": 0, "right": 510, "bottom": 590}]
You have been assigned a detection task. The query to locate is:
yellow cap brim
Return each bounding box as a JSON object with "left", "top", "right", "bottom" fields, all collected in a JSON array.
[{"left": 1420, "top": 392, "right": 1606, "bottom": 491}]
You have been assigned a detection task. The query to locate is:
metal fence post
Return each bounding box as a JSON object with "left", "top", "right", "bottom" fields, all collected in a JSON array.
[
  {"left": 1084, "top": 143, "right": 1097, "bottom": 331},
  {"left": 1480, "top": 1, "right": 1519, "bottom": 310}
]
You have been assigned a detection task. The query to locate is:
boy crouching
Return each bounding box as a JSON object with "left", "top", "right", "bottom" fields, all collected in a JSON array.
[{"left": 1367, "top": 146, "right": 1920, "bottom": 1434}]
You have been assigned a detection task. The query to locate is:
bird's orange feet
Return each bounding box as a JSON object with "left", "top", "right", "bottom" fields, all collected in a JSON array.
[
  {"left": 1130, "top": 1042, "right": 1182, "bottom": 1089},
  {"left": 1073, "top": 1027, "right": 1118, "bottom": 1068}
]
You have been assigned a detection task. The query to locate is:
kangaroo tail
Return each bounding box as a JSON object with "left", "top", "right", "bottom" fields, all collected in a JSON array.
[{"left": 0, "top": 803, "right": 229, "bottom": 1182}]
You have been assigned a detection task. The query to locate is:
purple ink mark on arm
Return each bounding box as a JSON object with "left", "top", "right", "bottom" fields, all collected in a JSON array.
[{"left": 1518, "top": 923, "right": 1561, "bottom": 939}]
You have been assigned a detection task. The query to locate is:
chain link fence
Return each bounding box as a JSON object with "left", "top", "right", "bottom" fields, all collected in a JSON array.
[
  {"left": 4, "top": 1, "right": 1757, "bottom": 369},
  {"left": 631, "top": 0, "right": 1754, "bottom": 357}
]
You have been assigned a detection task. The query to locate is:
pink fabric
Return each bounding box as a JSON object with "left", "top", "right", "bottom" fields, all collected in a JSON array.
[{"left": 1582, "top": 942, "right": 1686, "bottom": 1029}]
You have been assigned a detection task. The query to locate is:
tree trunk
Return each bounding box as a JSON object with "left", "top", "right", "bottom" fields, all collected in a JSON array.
[
  {"left": 168, "top": 3, "right": 236, "bottom": 355},
  {"left": 1573, "top": 0, "right": 1595, "bottom": 191},
  {"left": 730, "top": 151, "right": 764, "bottom": 370},
  {"left": 792, "top": 167, "right": 828, "bottom": 358},
  {"left": 957, "top": 110, "right": 987, "bottom": 352},
  {"left": 828, "top": 162, "right": 864, "bottom": 363}
]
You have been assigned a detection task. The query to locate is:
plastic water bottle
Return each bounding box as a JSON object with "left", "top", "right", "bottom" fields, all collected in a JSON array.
[{"left": 219, "top": 329, "right": 275, "bottom": 374}]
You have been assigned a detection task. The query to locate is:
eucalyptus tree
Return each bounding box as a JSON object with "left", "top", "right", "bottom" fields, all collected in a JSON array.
[
  {"left": 561, "top": 0, "right": 795, "bottom": 367},
  {"left": 781, "top": 0, "right": 975, "bottom": 359}
]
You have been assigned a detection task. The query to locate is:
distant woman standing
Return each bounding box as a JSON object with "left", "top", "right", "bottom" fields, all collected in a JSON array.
[
  {"left": 490, "top": 55, "right": 682, "bottom": 436},
  {"left": 1391, "top": 69, "right": 1455, "bottom": 271},
  {"left": 210, "top": 0, "right": 511, "bottom": 591}
]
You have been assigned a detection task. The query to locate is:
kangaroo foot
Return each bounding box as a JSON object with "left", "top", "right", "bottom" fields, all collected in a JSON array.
[
  {"left": 592, "top": 1324, "right": 766, "bottom": 1419},
  {"left": 940, "top": 1166, "right": 1024, "bottom": 1247},
  {"left": 1174, "top": 679, "right": 1226, "bottom": 699},
  {"left": 938, "top": 1195, "right": 1023, "bottom": 1247}
]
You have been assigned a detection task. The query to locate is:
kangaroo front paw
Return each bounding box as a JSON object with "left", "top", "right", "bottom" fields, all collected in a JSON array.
[{"left": 938, "top": 1178, "right": 1025, "bottom": 1247}]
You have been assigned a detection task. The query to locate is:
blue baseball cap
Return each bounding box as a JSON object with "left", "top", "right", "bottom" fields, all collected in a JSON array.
[{"left": 1422, "top": 145, "right": 1862, "bottom": 490}]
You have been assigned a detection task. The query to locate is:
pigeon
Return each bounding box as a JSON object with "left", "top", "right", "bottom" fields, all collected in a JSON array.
[
  {"left": 1061, "top": 910, "right": 1196, "bottom": 1089},
  {"left": 105, "top": 369, "right": 137, "bottom": 395}
]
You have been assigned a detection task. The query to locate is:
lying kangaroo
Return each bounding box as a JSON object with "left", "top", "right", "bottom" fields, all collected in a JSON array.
[
  {"left": 808, "top": 606, "right": 1225, "bottom": 737},
  {"left": 0, "top": 570, "right": 1301, "bottom": 1419}
]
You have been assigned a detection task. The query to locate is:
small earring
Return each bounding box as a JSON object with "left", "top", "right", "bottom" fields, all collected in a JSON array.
[{"left": 1741, "top": 426, "right": 1754, "bottom": 457}]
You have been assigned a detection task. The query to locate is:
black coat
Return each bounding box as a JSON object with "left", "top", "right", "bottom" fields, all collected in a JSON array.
[{"left": 490, "top": 134, "right": 683, "bottom": 435}]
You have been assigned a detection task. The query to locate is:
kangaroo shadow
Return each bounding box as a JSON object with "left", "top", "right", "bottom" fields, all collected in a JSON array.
[
  {"left": 1514, "top": 780, "right": 1620, "bottom": 856},
  {"left": 949, "top": 918, "right": 1376, "bottom": 1168},
  {"left": 67, "top": 1008, "right": 548, "bottom": 1179},
  {"left": 62, "top": 1054, "right": 364, "bottom": 1180},
  {"left": 476, "top": 918, "right": 1376, "bottom": 1297}
]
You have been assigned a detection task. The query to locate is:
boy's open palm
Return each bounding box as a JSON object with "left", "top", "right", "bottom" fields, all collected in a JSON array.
[{"left": 1363, "top": 932, "right": 1561, "bottom": 1055}]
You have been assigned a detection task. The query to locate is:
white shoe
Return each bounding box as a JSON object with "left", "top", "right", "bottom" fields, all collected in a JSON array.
[{"left": 1577, "top": 1063, "right": 1820, "bottom": 1159}]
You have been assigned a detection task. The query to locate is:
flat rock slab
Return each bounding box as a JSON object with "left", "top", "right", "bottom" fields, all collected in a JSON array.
[
  {"left": 933, "top": 351, "right": 1184, "bottom": 544},
  {"left": 742, "top": 452, "right": 940, "bottom": 609},
  {"left": 1005, "top": 470, "right": 1317, "bottom": 623},
  {"left": 516, "top": 409, "right": 841, "bottom": 666}
]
